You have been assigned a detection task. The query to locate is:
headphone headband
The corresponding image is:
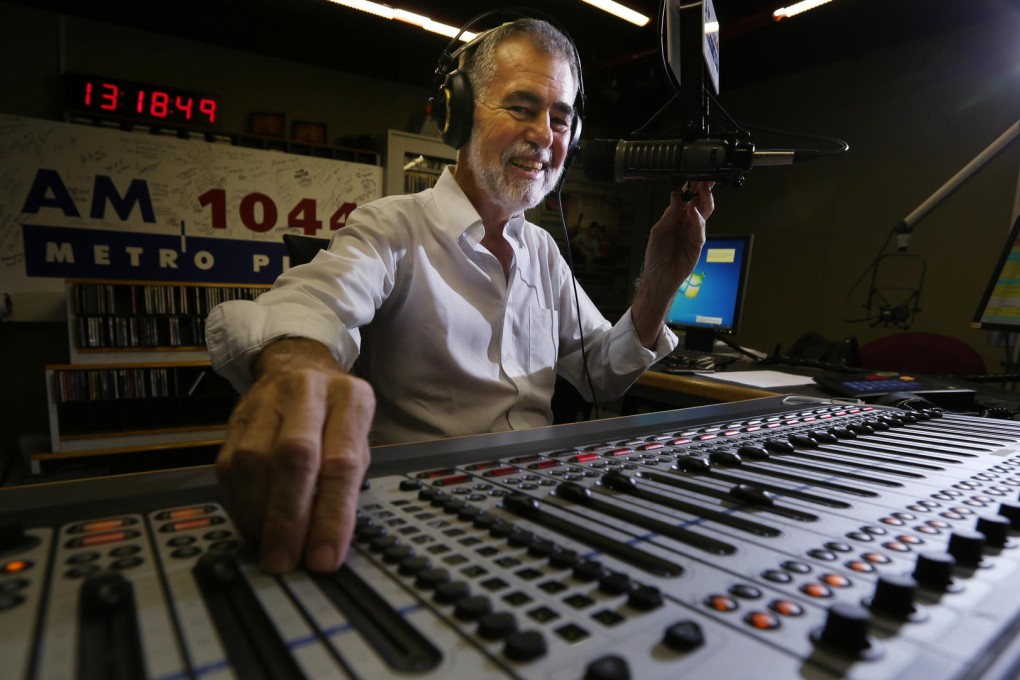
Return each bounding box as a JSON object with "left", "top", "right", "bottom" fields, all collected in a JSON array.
[{"left": 430, "top": 10, "right": 585, "bottom": 152}]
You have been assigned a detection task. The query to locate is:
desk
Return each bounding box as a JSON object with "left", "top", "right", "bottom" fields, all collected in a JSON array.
[{"left": 626, "top": 369, "right": 780, "bottom": 413}]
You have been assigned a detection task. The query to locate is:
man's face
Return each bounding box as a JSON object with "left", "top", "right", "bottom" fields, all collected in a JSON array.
[{"left": 462, "top": 37, "right": 577, "bottom": 215}]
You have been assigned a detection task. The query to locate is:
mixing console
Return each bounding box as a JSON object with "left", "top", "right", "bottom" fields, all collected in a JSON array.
[{"left": 5, "top": 395, "right": 1020, "bottom": 679}]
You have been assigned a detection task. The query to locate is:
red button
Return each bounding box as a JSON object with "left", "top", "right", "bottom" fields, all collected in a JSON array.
[
  {"left": 705, "top": 594, "right": 738, "bottom": 611},
  {"left": 745, "top": 611, "right": 781, "bottom": 630}
]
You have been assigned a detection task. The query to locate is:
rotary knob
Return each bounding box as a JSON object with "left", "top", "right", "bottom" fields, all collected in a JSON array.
[{"left": 810, "top": 602, "right": 883, "bottom": 660}]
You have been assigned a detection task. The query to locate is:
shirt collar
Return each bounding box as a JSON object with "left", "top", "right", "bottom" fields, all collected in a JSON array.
[{"left": 435, "top": 167, "right": 527, "bottom": 247}]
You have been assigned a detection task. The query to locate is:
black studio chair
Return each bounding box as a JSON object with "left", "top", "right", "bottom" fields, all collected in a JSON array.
[{"left": 283, "top": 234, "right": 330, "bottom": 267}]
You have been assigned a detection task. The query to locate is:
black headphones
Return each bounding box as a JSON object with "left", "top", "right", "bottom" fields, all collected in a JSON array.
[{"left": 430, "top": 9, "right": 585, "bottom": 161}]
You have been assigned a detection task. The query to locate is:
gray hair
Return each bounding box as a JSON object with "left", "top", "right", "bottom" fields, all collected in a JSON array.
[{"left": 461, "top": 18, "right": 581, "bottom": 105}]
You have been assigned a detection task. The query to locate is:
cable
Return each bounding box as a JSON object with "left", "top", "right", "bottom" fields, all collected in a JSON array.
[{"left": 556, "top": 189, "right": 600, "bottom": 421}]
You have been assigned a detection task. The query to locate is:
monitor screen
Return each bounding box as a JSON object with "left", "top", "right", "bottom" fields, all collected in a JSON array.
[
  {"left": 971, "top": 213, "right": 1020, "bottom": 331},
  {"left": 666, "top": 234, "right": 752, "bottom": 351}
]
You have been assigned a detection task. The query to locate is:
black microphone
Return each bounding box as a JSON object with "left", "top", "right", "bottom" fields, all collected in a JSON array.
[{"left": 583, "top": 137, "right": 822, "bottom": 184}]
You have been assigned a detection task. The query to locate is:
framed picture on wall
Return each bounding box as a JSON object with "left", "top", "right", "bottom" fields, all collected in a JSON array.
[
  {"left": 248, "top": 112, "right": 286, "bottom": 137},
  {"left": 292, "top": 120, "right": 328, "bottom": 144}
]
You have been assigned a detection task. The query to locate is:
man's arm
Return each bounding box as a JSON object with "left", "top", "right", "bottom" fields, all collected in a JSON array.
[
  {"left": 215, "top": 337, "right": 376, "bottom": 574},
  {"left": 630, "top": 182, "right": 715, "bottom": 349}
]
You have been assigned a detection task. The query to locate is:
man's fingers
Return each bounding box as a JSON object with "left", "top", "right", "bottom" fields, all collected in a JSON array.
[
  {"left": 304, "top": 377, "right": 375, "bottom": 573},
  {"left": 258, "top": 376, "right": 331, "bottom": 573}
]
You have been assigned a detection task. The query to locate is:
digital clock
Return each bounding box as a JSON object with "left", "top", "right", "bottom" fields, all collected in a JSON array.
[{"left": 64, "top": 72, "right": 220, "bottom": 128}]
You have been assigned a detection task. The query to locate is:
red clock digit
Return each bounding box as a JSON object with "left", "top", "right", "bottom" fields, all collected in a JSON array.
[
  {"left": 199, "top": 98, "right": 217, "bottom": 124},
  {"left": 99, "top": 82, "right": 118, "bottom": 111},
  {"left": 150, "top": 91, "right": 170, "bottom": 118},
  {"left": 175, "top": 96, "right": 194, "bottom": 121}
]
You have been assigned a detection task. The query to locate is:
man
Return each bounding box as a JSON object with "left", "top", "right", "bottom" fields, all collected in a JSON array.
[{"left": 206, "top": 18, "right": 714, "bottom": 575}]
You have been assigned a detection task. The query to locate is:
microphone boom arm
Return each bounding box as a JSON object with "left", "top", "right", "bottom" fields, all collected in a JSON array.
[{"left": 895, "top": 119, "right": 1020, "bottom": 250}]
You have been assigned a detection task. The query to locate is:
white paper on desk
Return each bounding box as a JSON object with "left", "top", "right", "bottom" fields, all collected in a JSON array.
[{"left": 709, "top": 370, "right": 815, "bottom": 389}]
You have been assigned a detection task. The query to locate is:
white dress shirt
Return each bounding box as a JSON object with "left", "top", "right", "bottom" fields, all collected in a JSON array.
[{"left": 206, "top": 168, "right": 677, "bottom": 444}]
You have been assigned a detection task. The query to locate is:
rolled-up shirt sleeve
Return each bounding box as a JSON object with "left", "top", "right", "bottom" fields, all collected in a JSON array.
[{"left": 206, "top": 297, "right": 361, "bottom": 393}]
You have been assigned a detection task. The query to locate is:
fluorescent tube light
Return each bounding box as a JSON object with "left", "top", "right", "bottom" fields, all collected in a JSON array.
[
  {"left": 774, "top": 0, "right": 835, "bottom": 20},
  {"left": 579, "top": 0, "right": 650, "bottom": 27},
  {"left": 326, "top": 0, "right": 475, "bottom": 40}
]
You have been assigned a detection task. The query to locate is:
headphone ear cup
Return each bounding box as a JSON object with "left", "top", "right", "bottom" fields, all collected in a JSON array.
[
  {"left": 438, "top": 70, "right": 474, "bottom": 150},
  {"left": 565, "top": 113, "right": 582, "bottom": 169}
]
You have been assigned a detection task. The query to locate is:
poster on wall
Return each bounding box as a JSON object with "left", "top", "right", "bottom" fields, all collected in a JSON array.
[{"left": 0, "top": 114, "right": 382, "bottom": 297}]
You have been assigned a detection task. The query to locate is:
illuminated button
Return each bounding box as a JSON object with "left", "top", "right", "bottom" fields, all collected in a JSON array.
[
  {"left": 745, "top": 611, "right": 781, "bottom": 630},
  {"left": 879, "top": 517, "right": 905, "bottom": 527},
  {"left": 915, "top": 525, "right": 941, "bottom": 535},
  {"left": 159, "top": 506, "right": 215, "bottom": 521},
  {"left": 845, "top": 560, "right": 875, "bottom": 573},
  {"left": 69, "top": 530, "right": 140, "bottom": 548},
  {"left": 705, "top": 594, "right": 738, "bottom": 612},
  {"left": 1, "top": 559, "right": 32, "bottom": 575},
  {"left": 897, "top": 535, "right": 924, "bottom": 545},
  {"left": 161, "top": 517, "right": 225, "bottom": 533},
  {"left": 861, "top": 552, "right": 892, "bottom": 564},
  {"left": 571, "top": 453, "right": 599, "bottom": 463},
  {"left": 801, "top": 582, "right": 833, "bottom": 598},
  {"left": 73, "top": 517, "right": 136, "bottom": 533},
  {"left": 417, "top": 468, "right": 457, "bottom": 479},
  {"left": 769, "top": 599, "right": 805, "bottom": 617},
  {"left": 436, "top": 474, "right": 473, "bottom": 485},
  {"left": 882, "top": 542, "right": 911, "bottom": 553},
  {"left": 820, "top": 573, "right": 852, "bottom": 588},
  {"left": 927, "top": 520, "right": 951, "bottom": 529}
]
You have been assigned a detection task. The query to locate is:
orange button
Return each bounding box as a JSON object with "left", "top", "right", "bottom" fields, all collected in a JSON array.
[
  {"left": 820, "top": 573, "right": 851, "bottom": 588},
  {"left": 769, "top": 599, "right": 804, "bottom": 617},
  {"left": 800, "top": 582, "right": 832, "bottom": 598},
  {"left": 745, "top": 611, "right": 781, "bottom": 630},
  {"left": 705, "top": 594, "right": 738, "bottom": 611},
  {"left": 1, "top": 559, "right": 31, "bottom": 574}
]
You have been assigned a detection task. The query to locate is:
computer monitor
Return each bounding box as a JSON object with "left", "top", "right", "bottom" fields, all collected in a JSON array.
[
  {"left": 971, "top": 213, "right": 1020, "bottom": 331},
  {"left": 665, "top": 234, "right": 753, "bottom": 352}
]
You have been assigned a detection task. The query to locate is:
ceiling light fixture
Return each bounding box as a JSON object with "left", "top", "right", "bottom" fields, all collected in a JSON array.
[
  {"left": 579, "top": 0, "right": 651, "bottom": 27},
  {"left": 773, "top": 0, "right": 835, "bottom": 21},
  {"left": 325, "top": 0, "right": 476, "bottom": 40}
]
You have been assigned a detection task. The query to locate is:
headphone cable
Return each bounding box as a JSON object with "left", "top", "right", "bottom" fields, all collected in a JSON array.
[{"left": 556, "top": 189, "right": 600, "bottom": 421}]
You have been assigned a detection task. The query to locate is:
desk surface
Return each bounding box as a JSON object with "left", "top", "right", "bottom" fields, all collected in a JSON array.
[
  {"left": 637, "top": 362, "right": 1020, "bottom": 415},
  {"left": 635, "top": 369, "right": 779, "bottom": 403}
]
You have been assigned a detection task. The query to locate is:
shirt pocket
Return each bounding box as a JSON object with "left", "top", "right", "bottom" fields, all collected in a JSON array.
[{"left": 528, "top": 306, "right": 558, "bottom": 376}]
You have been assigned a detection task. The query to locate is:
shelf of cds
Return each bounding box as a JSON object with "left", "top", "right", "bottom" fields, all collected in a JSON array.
[
  {"left": 66, "top": 279, "right": 269, "bottom": 363},
  {"left": 43, "top": 361, "right": 237, "bottom": 460},
  {"left": 36, "top": 278, "right": 270, "bottom": 468}
]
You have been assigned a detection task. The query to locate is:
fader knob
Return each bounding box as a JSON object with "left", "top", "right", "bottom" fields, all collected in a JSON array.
[
  {"left": 662, "top": 620, "right": 705, "bottom": 651},
  {"left": 976, "top": 514, "right": 1011, "bottom": 547},
  {"left": 864, "top": 574, "right": 926, "bottom": 622},
  {"left": 947, "top": 530, "right": 986, "bottom": 567},
  {"left": 809, "top": 602, "right": 883, "bottom": 660},
  {"left": 503, "top": 630, "right": 547, "bottom": 662},
  {"left": 997, "top": 501, "right": 1020, "bottom": 530},
  {"left": 912, "top": 551, "right": 958, "bottom": 592},
  {"left": 584, "top": 654, "right": 631, "bottom": 680}
]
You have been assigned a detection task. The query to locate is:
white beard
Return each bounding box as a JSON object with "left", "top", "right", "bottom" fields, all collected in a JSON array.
[{"left": 467, "top": 140, "right": 563, "bottom": 213}]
